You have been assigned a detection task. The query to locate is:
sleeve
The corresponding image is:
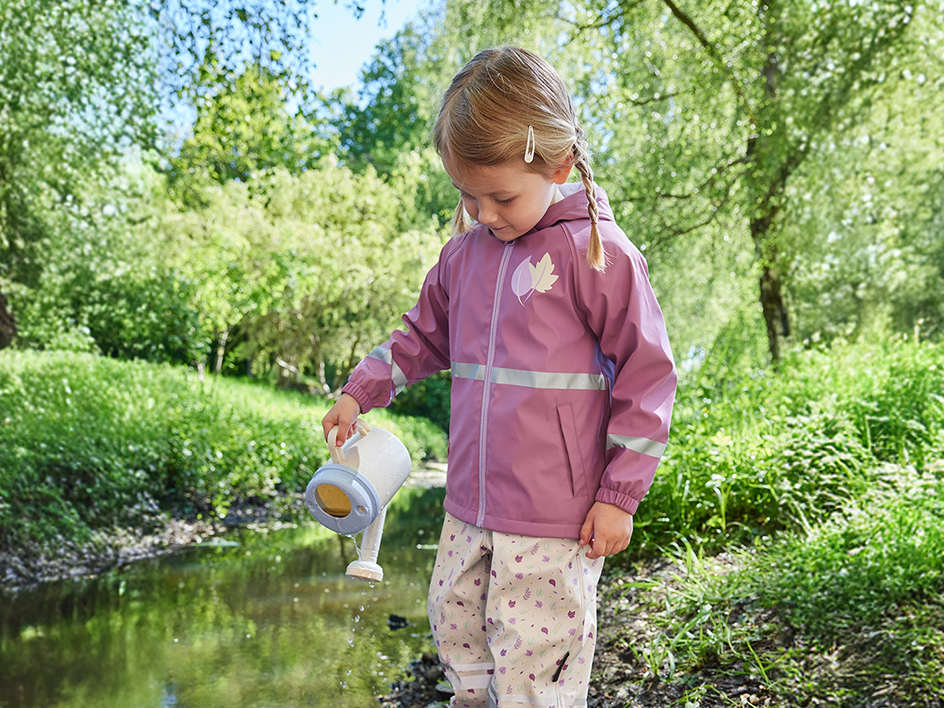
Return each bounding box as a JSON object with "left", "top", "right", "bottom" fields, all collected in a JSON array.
[
  {"left": 575, "top": 230, "right": 677, "bottom": 515},
  {"left": 341, "top": 241, "right": 454, "bottom": 414}
]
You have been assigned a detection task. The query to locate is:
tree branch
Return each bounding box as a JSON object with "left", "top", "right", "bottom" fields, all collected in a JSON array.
[
  {"left": 650, "top": 154, "right": 748, "bottom": 201},
  {"left": 659, "top": 0, "right": 754, "bottom": 121},
  {"left": 625, "top": 91, "right": 681, "bottom": 106},
  {"left": 562, "top": 0, "right": 646, "bottom": 35},
  {"left": 649, "top": 186, "right": 734, "bottom": 243}
]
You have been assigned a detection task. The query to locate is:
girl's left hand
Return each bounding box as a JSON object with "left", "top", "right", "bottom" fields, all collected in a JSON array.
[{"left": 579, "top": 502, "right": 634, "bottom": 559}]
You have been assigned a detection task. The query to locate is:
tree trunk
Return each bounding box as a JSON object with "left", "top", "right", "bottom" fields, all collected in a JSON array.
[
  {"left": 214, "top": 329, "right": 229, "bottom": 373},
  {"left": 747, "top": 37, "right": 793, "bottom": 365},
  {"left": 0, "top": 288, "right": 16, "bottom": 349},
  {"left": 758, "top": 260, "right": 789, "bottom": 364}
]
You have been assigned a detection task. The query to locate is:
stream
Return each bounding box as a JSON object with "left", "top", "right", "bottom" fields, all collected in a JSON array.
[{"left": 0, "top": 487, "right": 447, "bottom": 708}]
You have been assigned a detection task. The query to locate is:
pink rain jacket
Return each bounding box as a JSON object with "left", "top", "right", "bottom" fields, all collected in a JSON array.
[{"left": 342, "top": 183, "right": 677, "bottom": 539}]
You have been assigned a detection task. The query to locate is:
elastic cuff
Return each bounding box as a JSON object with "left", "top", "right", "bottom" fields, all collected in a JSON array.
[
  {"left": 341, "top": 381, "right": 374, "bottom": 415},
  {"left": 594, "top": 487, "right": 640, "bottom": 516}
]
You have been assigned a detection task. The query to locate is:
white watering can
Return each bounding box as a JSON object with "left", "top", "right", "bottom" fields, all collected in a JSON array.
[{"left": 305, "top": 420, "right": 411, "bottom": 582}]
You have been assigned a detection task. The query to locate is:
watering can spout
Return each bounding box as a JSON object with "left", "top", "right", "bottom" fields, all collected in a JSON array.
[{"left": 345, "top": 506, "right": 387, "bottom": 582}]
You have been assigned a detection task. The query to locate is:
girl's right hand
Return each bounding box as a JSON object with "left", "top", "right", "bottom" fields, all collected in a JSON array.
[{"left": 321, "top": 393, "right": 362, "bottom": 448}]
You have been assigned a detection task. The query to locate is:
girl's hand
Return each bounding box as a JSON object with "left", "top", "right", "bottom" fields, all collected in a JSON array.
[
  {"left": 321, "top": 393, "right": 362, "bottom": 448},
  {"left": 579, "top": 502, "right": 634, "bottom": 559}
]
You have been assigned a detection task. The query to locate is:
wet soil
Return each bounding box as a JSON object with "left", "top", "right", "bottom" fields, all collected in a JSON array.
[
  {"left": 0, "top": 500, "right": 302, "bottom": 590},
  {"left": 377, "top": 557, "right": 776, "bottom": 708}
]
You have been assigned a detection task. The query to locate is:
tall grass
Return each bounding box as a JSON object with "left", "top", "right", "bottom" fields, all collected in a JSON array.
[
  {"left": 620, "top": 466, "right": 944, "bottom": 700},
  {"left": 634, "top": 337, "right": 944, "bottom": 555},
  {"left": 0, "top": 350, "right": 447, "bottom": 554},
  {"left": 613, "top": 338, "right": 944, "bottom": 701},
  {"left": 757, "top": 467, "right": 944, "bottom": 636}
]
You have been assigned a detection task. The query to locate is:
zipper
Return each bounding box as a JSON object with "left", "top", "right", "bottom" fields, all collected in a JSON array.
[{"left": 477, "top": 241, "right": 515, "bottom": 527}]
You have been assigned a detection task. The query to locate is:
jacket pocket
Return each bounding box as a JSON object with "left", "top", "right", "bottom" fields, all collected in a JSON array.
[{"left": 557, "top": 404, "right": 590, "bottom": 498}]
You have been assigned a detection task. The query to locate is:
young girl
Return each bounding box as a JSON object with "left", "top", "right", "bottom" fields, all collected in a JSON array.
[{"left": 322, "top": 46, "right": 676, "bottom": 708}]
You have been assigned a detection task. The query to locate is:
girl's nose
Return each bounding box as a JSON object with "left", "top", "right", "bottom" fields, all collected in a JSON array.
[{"left": 477, "top": 201, "right": 497, "bottom": 225}]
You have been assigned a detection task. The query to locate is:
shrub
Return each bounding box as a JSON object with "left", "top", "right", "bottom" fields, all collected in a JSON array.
[
  {"left": 0, "top": 351, "right": 446, "bottom": 553},
  {"left": 757, "top": 467, "right": 944, "bottom": 637},
  {"left": 634, "top": 338, "right": 944, "bottom": 557},
  {"left": 779, "top": 339, "right": 944, "bottom": 467}
]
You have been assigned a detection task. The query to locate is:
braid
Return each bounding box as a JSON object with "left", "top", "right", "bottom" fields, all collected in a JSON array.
[
  {"left": 451, "top": 198, "right": 473, "bottom": 235},
  {"left": 573, "top": 134, "right": 605, "bottom": 271}
]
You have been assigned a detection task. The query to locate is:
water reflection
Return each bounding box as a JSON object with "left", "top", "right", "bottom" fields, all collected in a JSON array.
[{"left": 0, "top": 487, "right": 446, "bottom": 708}]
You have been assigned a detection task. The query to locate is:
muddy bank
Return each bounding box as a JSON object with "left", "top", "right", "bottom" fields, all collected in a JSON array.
[
  {"left": 0, "top": 462, "right": 449, "bottom": 591},
  {"left": 0, "top": 500, "right": 305, "bottom": 591}
]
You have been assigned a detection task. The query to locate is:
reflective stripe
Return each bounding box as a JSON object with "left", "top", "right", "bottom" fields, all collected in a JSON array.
[
  {"left": 452, "top": 673, "right": 492, "bottom": 689},
  {"left": 490, "top": 693, "right": 580, "bottom": 707},
  {"left": 449, "top": 661, "right": 495, "bottom": 672},
  {"left": 452, "top": 362, "right": 607, "bottom": 391},
  {"left": 367, "top": 345, "right": 408, "bottom": 395},
  {"left": 607, "top": 434, "right": 666, "bottom": 458}
]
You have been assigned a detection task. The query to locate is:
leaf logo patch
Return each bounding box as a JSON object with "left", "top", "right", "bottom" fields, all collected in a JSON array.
[{"left": 511, "top": 253, "right": 558, "bottom": 306}]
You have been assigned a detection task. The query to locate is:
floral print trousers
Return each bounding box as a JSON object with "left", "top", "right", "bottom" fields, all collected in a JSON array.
[{"left": 428, "top": 513, "right": 605, "bottom": 708}]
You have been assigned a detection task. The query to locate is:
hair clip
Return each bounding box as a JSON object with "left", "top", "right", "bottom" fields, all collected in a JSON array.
[{"left": 524, "top": 125, "right": 535, "bottom": 163}]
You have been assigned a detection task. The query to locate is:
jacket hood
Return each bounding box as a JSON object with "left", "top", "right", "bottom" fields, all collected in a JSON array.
[{"left": 530, "top": 182, "right": 615, "bottom": 235}]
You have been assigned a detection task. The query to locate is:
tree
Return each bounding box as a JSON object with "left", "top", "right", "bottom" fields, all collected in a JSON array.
[
  {"left": 0, "top": 0, "right": 157, "bottom": 340},
  {"left": 323, "top": 0, "right": 943, "bottom": 361},
  {"left": 330, "top": 1, "right": 577, "bottom": 224},
  {"left": 157, "top": 0, "right": 321, "bottom": 101},
  {"left": 166, "top": 60, "right": 337, "bottom": 201},
  {"left": 160, "top": 162, "right": 443, "bottom": 388},
  {"left": 332, "top": 27, "right": 434, "bottom": 176},
  {"left": 6, "top": 157, "right": 202, "bottom": 362},
  {"left": 564, "top": 0, "right": 926, "bottom": 362},
  {"left": 0, "top": 290, "right": 14, "bottom": 349},
  {"left": 780, "top": 12, "right": 944, "bottom": 344}
]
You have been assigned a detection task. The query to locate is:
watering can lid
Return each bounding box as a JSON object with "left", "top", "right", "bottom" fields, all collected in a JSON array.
[{"left": 305, "top": 464, "right": 381, "bottom": 536}]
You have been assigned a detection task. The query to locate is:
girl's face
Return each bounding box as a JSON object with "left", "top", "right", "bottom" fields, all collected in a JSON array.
[{"left": 443, "top": 153, "right": 572, "bottom": 242}]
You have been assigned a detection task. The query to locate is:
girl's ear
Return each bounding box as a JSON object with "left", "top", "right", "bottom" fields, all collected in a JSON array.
[{"left": 551, "top": 152, "right": 574, "bottom": 185}]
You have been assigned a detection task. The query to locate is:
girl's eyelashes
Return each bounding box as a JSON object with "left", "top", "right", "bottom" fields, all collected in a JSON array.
[{"left": 456, "top": 187, "right": 514, "bottom": 206}]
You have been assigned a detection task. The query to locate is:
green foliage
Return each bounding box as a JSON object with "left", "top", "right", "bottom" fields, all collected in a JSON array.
[
  {"left": 0, "top": 0, "right": 156, "bottom": 285},
  {"left": 782, "top": 5, "right": 944, "bottom": 345},
  {"left": 635, "top": 338, "right": 944, "bottom": 555},
  {"left": 6, "top": 160, "right": 203, "bottom": 364},
  {"left": 332, "top": 28, "right": 435, "bottom": 176},
  {"left": 167, "top": 61, "right": 337, "bottom": 198},
  {"left": 779, "top": 339, "right": 944, "bottom": 467},
  {"left": 758, "top": 468, "right": 944, "bottom": 637},
  {"left": 445, "top": 0, "right": 942, "bottom": 361},
  {"left": 623, "top": 466, "right": 944, "bottom": 699},
  {"left": 389, "top": 370, "right": 452, "bottom": 432},
  {"left": 158, "top": 0, "right": 320, "bottom": 103},
  {"left": 161, "top": 161, "right": 444, "bottom": 387},
  {"left": 0, "top": 351, "right": 447, "bottom": 554}
]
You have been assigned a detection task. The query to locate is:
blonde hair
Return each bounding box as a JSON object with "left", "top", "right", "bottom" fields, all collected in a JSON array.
[{"left": 432, "top": 46, "right": 605, "bottom": 270}]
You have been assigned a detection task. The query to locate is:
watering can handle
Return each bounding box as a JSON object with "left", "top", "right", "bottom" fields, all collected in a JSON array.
[{"left": 327, "top": 419, "right": 372, "bottom": 465}]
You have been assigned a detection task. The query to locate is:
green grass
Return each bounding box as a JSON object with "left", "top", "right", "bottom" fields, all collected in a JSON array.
[
  {"left": 758, "top": 467, "right": 944, "bottom": 632},
  {"left": 608, "top": 337, "right": 944, "bottom": 705},
  {"left": 0, "top": 350, "right": 447, "bottom": 554},
  {"left": 616, "top": 466, "right": 944, "bottom": 703},
  {"left": 634, "top": 337, "right": 944, "bottom": 555}
]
